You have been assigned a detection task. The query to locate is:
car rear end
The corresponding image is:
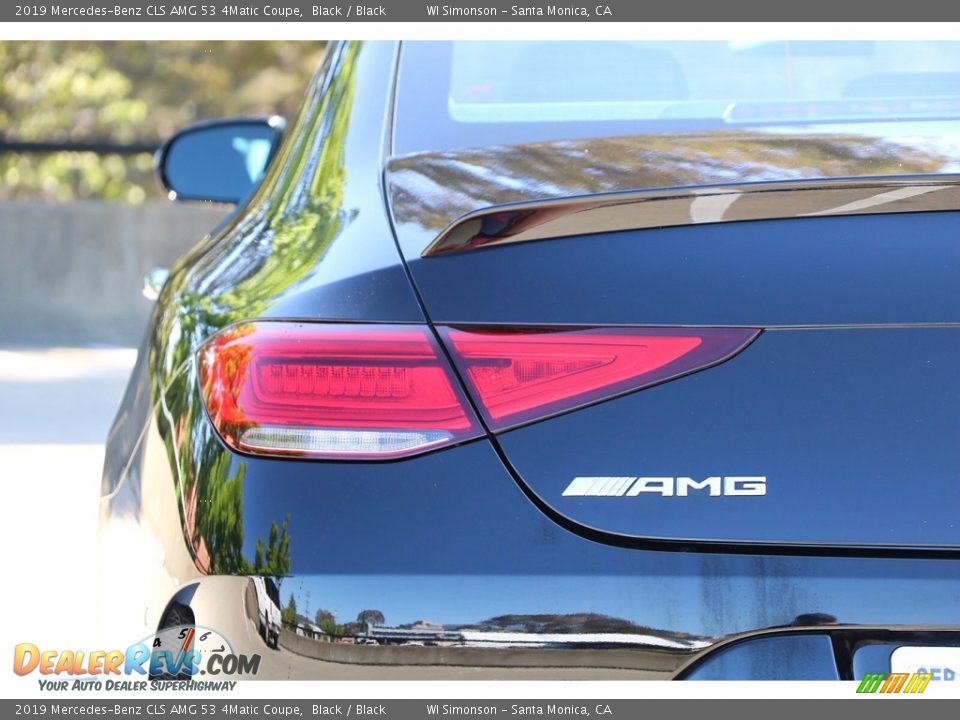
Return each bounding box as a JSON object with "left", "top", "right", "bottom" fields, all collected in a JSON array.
[{"left": 99, "top": 40, "right": 960, "bottom": 682}]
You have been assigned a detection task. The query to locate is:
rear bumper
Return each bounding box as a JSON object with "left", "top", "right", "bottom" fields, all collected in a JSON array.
[
  {"left": 185, "top": 576, "right": 680, "bottom": 680},
  {"left": 99, "top": 398, "right": 960, "bottom": 680},
  {"left": 164, "top": 573, "right": 960, "bottom": 681}
]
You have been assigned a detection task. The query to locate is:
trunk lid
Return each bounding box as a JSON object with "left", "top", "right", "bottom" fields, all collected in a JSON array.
[{"left": 385, "top": 149, "right": 960, "bottom": 551}]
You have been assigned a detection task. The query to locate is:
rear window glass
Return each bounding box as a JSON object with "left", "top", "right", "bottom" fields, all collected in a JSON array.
[{"left": 393, "top": 41, "right": 960, "bottom": 155}]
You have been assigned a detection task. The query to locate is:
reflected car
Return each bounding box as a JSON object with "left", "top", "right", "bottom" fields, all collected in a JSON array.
[
  {"left": 99, "top": 40, "right": 960, "bottom": 681},
  {"left": 252, "top": 576, "right": 282, "bottom": 649}
]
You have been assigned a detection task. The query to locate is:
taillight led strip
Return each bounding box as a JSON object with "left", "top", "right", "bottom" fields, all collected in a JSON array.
[
  {"left": 438, "top": 325, "right": 759, "bottom": 431},
  {"left": 198, "top": 322, "right": 758, "bottom": 460}
]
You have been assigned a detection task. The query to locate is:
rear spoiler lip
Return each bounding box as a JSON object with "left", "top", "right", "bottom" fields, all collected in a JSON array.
[{"left": 421, "top": 173, "right": 960, "bottom": 258}]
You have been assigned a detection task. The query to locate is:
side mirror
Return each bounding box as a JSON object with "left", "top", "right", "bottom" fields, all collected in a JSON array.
[{"left": 156, "top": 116, "right": 285, "bottom": 204}]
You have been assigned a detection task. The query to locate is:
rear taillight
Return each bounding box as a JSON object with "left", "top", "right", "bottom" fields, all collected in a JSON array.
[
  {"left": 438, "top": 326, "right": 759, "bottom": 430},
  {"left": 198, "top": 322, "right": 758, "bottom": 459},
  {"left": 198, "top": 322, "right": 482, "bottom": 459}
]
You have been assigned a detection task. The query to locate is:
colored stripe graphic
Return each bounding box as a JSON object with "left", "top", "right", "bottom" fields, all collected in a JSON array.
[
  {"left": 857, "top": 673, "right": 887, "bottom": 693},
  {"left": 904, "top": 673, "right": 933, "bottom": 694},
  {"left": 881, "top": 673, "right": 909, "bottom": 693},
  {"left": 856, "top": 672, "right": 932, "bottom": 694}
]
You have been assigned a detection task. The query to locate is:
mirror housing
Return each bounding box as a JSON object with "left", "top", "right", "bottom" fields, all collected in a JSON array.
[
  {"left": 142, "top": 267, "right": 170, "bottom": 301},
  {"left": 156, "top": 116, "right": 285, "bottom": 204}
]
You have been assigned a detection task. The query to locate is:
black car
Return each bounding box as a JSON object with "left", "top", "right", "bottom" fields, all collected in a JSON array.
[{"left": 99, "top": 40, "right": 960, "bottom": 681}]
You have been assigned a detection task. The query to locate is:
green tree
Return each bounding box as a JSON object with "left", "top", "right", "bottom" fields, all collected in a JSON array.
[
  {"left": 314, "top": 609, "right": 340, "bottom": 636},
  {"left": 253, "top": 514, "right": 292, "bottom": 581},
  {"left": 356, "top": 609, "right": 385, "bottom": 628},
  {"left": 0, "top": 41, "right": 326, "bottom": 202},
  {"left": 281, "top": 593, "right": 298, "bottom": 626},
  {"left": 195, "top": 454, "right": 247, "bottom": 574}
]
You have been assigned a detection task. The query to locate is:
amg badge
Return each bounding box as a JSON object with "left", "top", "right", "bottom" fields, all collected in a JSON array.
[{"left": 562, "top": 476, "right": 767, "bottom": 497}]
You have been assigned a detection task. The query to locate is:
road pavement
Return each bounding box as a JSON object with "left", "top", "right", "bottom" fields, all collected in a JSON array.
[{"left": 0, "top": 346, "right": 136, "bottom": 654}]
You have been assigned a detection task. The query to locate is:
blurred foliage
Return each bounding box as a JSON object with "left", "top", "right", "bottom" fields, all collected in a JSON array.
[
  {"left": 253, "top": 514, "right": 293, "bottom": 580},
  {"left": 357, "top": 609, "right": 386, "bottom": 628},
  {"left": 282, "top": 593, "right": 298, "bottom": 626},
  {"left": 315, "top": 610, "right": 342, "bottom": 637},
  {"left": 0, "top": 41, "right": 326, "bottom": 202}
]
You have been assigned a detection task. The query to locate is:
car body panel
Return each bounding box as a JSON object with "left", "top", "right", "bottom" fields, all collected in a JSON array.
[
  {"left": 398, "top": 212, "right": 960, "bottom": 327},
  {"left": 98, "top": 40, "right": 960, "bottom": 680},
  {"left": 101, "top": 364, "right": 960, "bottom": 677},
  {"left": 385, "top": 129, "right": 960, "bottom": 261},
  {"left": 494, "top": 326, "right": 960, "bottom": 550},
  {"left": 419, "top": 175, "right": 960, "bottom": 258}
]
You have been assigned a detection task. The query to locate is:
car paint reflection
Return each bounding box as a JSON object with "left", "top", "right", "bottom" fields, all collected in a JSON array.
[
  {"left": 386, "top": 126, "right": 960, "bottom": 258},
  {"left": 98, "top": 41, "right": 960, "bottom": 680}
]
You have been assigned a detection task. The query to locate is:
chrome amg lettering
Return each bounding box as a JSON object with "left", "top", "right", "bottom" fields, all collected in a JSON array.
[
  {"left": 675, "top": 476, "right": 720, "bottom": 496},
  {"left": 626, "top": 477, "right": 675, "bottom": 496},
  {"left": 562, "top": 476, "right": 766, "bottom": 497},
  {"left": 724, "top": 476, "right": 768, "bottom": 495}
]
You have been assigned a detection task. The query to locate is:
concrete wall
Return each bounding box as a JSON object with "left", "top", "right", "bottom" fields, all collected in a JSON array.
[{"left": 0, "top": 200, "right": 228, "bottom": 346}]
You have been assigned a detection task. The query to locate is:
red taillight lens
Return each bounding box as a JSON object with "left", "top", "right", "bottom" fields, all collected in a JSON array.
[
  {"left": 198, "top": 322, "right": 482, "bottom": 459},
  {"left": 439, "top": 326, "right": 759, "bottom": 430}
]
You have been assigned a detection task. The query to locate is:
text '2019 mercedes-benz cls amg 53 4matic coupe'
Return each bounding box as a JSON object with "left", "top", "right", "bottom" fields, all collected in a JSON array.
[{"left": 99, "top": 40, "right": 960, "bottom": 681}]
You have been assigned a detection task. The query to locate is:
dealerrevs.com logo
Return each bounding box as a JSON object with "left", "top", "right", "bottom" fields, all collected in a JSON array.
[{"left": 13, "top": 626, "right": 260, "bottom": 691}]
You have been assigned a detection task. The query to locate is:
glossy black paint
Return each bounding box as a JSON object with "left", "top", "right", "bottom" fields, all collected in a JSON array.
[
  {"left": 403, "top": 212, "right": 960, "bottom": 327},
  {"left": 99, "top": 41, "right": 960, "bottom": 680},
  {"left": 682, "top": 635, "right": 840, "bottom": 681},
  {"left": 420, "top": 175, "right": 960, "bottom": 257},
  {"left": 102, "top": 41, "right": 421, "bottom": 501},
  {"left": 498, "top": 327, "right": 960, "bottom": 550},
  {"left": 385, "top": 128, "right": 960, "bottom": 261},
  {"left": 140, "top": 359, "right": 960, "bottom": 677}
]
